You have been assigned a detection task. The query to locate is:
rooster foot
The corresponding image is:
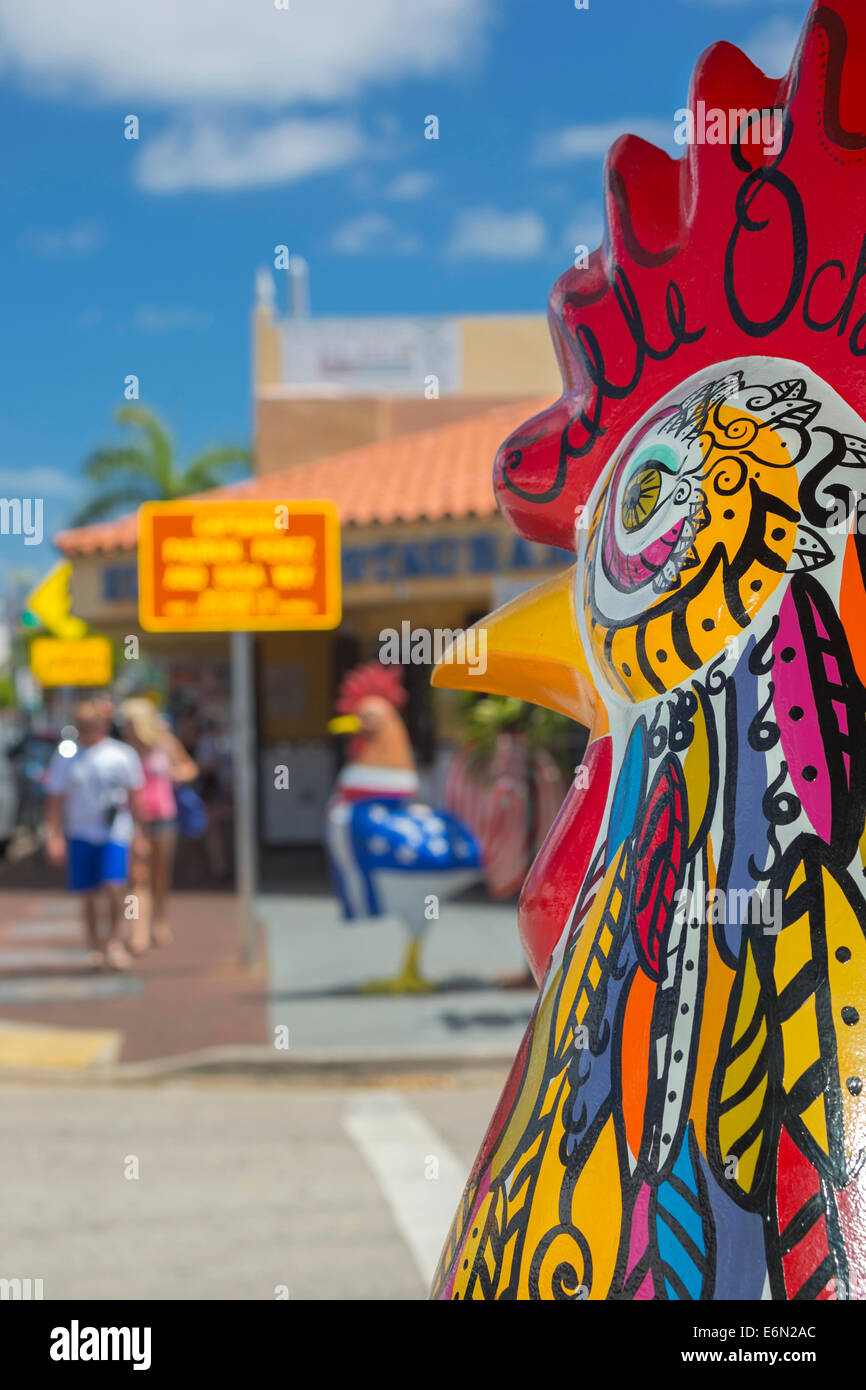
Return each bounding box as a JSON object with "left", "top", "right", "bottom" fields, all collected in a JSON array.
[
  {"left": 362, "top": 973, "right": 434, "bottom": 995},
  {"left": 361, "top": 939, "right": 434, "bottom": 994}
]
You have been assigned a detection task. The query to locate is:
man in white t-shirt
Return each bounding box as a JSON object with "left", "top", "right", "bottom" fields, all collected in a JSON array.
[{"left": 44, "top": 700, "right": 147, "bottom": 971}]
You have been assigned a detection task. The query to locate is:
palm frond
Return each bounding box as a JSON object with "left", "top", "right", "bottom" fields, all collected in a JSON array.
[
  {"left": 188, "top": 445, "right": 254, "bottom": 472},
  {"left": 81, "top": 446, "right": 153, "bottom": 484},
  {"left": 113, "top": 405, "right": 174, "bottom": 490},
  {"left": 180, "top": 446, "right": 253, "bottom": 495},
  {"left": 70, "top": 485, "right": 155, "bottom": 527}
]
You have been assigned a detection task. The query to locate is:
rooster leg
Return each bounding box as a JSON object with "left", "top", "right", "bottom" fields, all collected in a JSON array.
[{"left": 362, "top": 936, "right": 434, "bottom": 994}]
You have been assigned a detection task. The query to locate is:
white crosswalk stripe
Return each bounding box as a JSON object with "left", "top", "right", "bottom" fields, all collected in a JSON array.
[{"left": 343, "top": 1090, "right": 467, "bottom": 1288}]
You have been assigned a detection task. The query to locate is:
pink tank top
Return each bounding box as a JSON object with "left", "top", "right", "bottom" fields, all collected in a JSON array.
[{"left": 139, "top": 747, "right": 176, "bottom": 822}]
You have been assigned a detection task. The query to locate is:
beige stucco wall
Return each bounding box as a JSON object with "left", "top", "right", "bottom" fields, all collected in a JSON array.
[
  {"left": 252, "top": 305, "right": 282, "bottom": 389},
  {"left": 458, "top": 316, "right": 560, "bottom": 397}
]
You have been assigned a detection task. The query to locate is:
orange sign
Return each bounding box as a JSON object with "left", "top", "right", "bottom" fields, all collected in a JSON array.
[{"left": 137, "top": 500, "right": 342, "bottom": 632}]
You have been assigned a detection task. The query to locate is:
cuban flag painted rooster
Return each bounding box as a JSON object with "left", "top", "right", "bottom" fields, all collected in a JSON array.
[
  {"left": 325, "top": 661, "right": 481, "bottom": 992},
  {"left": 428, "top": 0, "right": 866, "bottom": 1300}
]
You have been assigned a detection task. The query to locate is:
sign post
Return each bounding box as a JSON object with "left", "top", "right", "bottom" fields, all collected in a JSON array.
[
  {"left": 137, "top": 498, "right": 341, "bottom": 966},
  {"left": 230, "top": 631, "right": 258, "bottom": 967}
]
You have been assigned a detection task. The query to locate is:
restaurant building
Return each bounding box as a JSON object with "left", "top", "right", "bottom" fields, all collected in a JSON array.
[{"left": 54, "top": 271, "right": 568, "bottom": 848}]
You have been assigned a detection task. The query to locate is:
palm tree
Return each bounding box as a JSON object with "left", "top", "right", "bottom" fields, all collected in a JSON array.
[{"left": 72, "top": 405, "right": 253, "bottom": 525}]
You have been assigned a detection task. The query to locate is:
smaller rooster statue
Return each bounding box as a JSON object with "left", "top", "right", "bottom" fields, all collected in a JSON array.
[{"left": 325, "top": 661, "right": 481, "bottom": 992}]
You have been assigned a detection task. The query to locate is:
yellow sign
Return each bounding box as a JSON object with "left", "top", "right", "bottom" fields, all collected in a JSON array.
[
  {"left": 25, "top": 563, "right": 87, "bottom": 639},
  {"left": 30, "top": 636, "right": 113, "bottom": 688},
  {"left": 137, "top": 499, "right": 342, "bottom": 632}
]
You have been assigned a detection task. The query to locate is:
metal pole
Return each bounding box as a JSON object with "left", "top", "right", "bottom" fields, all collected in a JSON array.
[{"left": 231, "top": 630, "right": 258, "bottom": 967}]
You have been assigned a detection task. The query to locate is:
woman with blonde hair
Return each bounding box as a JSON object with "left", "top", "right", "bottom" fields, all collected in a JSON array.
[{"left": 117, "top": 698, "right": 197, "bottom": 954}]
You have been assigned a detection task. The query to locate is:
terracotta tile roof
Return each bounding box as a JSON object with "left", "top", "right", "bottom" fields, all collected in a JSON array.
[{"left": 55, "top": 398, "right": 547, "bottom": 557}]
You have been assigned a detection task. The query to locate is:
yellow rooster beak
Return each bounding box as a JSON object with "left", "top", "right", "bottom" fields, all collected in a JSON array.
[
  {"left": 431, "top": 564, "right": 603, "bottom": 731},
  {"left": 327, "top": 714, "right": 362, "bottom": 735}
]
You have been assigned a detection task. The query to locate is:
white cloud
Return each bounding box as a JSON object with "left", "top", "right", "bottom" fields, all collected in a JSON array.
[
  {"left": 135, "top": 117, "right": 364, "bottom": 193},
  {"left": 743, "top": 17, "right": 800, "bottom": 75},
  {"left": 564, "top": 203, "right": 604, "bottom": 255},
  {"left": 448, "top": 207, "right": 546, "bottom": 260},
  {"left": 0, "top": 0, "right": 488, "bottom": 106},
  {"left": 534, "top": 118, "right": 676, "bottom": 165},
  {"left": 330, "top": 213, "right": 420, "bottom": 256},
  {"left": 133, "top": 306, "right": 215, "bottom": 333},
  {"left": 0, "top": 467, "right": 79, "bottom": 498},
  {"left": 384, "top": 170, "right": 436, "bottom": 201},
  {"left": 21, "top": 220, "right": 104, "bottom": 257}
]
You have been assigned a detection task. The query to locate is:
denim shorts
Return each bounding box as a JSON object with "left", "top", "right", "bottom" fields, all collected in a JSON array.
[{"left": 147, "top": 818, "right": 178, "bottom": 838}]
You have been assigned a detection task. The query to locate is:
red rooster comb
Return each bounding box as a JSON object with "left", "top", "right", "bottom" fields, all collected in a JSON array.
[
  {"left": 497, "top": 0, "right": 866, "bottom": 552},
  {"left": 335, "top": 661, "right": 408, "bottom": 714}
]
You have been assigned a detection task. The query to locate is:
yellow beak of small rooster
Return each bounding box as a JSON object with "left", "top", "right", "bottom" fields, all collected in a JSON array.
[{"left": 327, "top": 714, "right": 362, "bottom": 735}]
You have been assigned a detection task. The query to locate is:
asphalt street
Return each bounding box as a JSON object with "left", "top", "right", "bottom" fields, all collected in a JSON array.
[{"left": 0, "top": 1073, "right": 505, "bottom": 1300}]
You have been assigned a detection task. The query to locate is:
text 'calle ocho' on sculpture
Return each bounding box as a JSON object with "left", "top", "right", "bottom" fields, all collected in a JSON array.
[{"left": 431, "top": 0, "right": 866, "bottom": 1300}]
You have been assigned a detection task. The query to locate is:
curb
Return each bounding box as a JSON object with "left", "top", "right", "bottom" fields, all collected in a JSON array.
[{"left": 0, "top": 1043, "right": 516, "bottom": 1087}]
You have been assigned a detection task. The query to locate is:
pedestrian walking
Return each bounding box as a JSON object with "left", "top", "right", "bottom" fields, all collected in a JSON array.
[
  {"left": 43, "top": 699, "right": 147, "bottom": 971},
  {"left": 117, "top": 698, "right": 198, "bottom": 954}
]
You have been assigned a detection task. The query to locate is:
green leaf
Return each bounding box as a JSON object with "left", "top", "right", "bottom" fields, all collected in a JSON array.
[
  {"left": 180, "top": 447, "right": 253, "bottom": 495},
  {"left": 81, "top": 446, "right": 153, "bottom": 483},
  {"left": 70, "top": 485, "right": 155, "bottom": 526},
  {"left": 113, "top": 405, "right": 174, "bottom": 490}
]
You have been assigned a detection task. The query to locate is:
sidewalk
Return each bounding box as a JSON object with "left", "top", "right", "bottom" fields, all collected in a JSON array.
[
  {"left": 0, "top": 889, "right": 266, "bottom": 1068},
  {"left": 0, "top": 882, "right": 535, "bottom": 1075},
  {"left": 261, "top": 893, "right": 536, "bottom": 1060}
]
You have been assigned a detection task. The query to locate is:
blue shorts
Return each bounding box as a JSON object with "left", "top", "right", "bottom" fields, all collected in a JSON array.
[{"left": 67, "top": 839, "right": 130, "bottom": 893}]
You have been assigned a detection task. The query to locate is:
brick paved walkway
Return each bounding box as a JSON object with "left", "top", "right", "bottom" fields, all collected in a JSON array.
[{"left": 0, "top": 888, "right": 267, "bottom": 1064}]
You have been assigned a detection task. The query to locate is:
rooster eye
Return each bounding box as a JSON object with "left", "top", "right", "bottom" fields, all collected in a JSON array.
[{"left": 621, "top": 465, "right": 662, "bottom": 532}]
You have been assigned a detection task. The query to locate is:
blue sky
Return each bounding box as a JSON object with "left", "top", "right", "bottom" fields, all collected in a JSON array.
[{"left": 0, "top": 0, "right": 808, "bottom": 591}]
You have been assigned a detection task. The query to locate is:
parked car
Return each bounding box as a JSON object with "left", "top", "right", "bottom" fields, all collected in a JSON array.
[
  {"left": 0, "top": 746, "right": 19, "bottom": 857},
  {"left": 7, "top": 725, "right": 61, "bottom": 840}
]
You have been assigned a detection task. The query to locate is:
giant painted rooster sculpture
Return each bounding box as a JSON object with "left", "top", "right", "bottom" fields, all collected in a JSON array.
[
  {"left": 325, "top": 661, "right": 480, "bottom": 991},
  {"left": 430, "top": 0, "right": 866, "bottom": 1299}
]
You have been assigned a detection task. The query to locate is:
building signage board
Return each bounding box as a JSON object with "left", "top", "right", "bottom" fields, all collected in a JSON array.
[
  {"left": 341, "top": 532, "right": 571, "bottom": 586},
  {"left": 30, "top": 635, "right": 113, "bottom": 688},
  {"left": 137, "top": 500, "right": 342, "bottom": 632},
  {"left": 280, "top": 317, "right": 461, "bottom": 396}
]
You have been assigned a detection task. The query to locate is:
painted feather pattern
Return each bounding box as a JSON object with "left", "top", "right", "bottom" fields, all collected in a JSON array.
[
  {"left": 709, "top": 937, "right": 775, "bottom": 1207},
  {"left": 615, "top": 1128, "right": 715, "bottom": 1300},
  {"left": 431, "top": 355, "right": 866, "bottom": 1302}
]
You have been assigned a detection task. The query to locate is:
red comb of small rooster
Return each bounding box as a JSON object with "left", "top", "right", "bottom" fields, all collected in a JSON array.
[
  {"left": 497, "top": 0, "right": 866, "bottom": 552},
  {"left": 335, "top": 661, "right": 408, "bottom": 714}
]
